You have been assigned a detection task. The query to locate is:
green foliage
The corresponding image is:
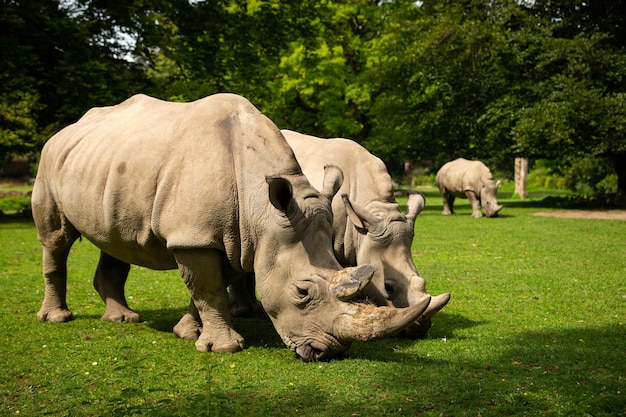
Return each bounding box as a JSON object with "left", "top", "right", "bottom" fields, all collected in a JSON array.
[
  {"left": 0, "top": 192, "right": 31, "bottom": 213},
  {"left": 2, "top": 197, "right": 625, "bottom": 416},
  {"left": 0, "top": 0, "right": 149, "bottom": 158},
  {"left": 527, "top": 160, "right": 569, "bottom": 190},
  {"left": 2, "top": 0, "right": 626, "bottom": 194},
  {"left": 565, "top": 155, "right": 618, "bottom": 196}
]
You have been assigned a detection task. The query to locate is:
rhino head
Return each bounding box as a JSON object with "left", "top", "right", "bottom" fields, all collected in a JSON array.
[
  {"left": 257, "top": 167, "right": 431, "bottom": 361},
  {"left": 340, "top": 192, "right": 450, "bottom": 337},
  {"left": 481, "top": 178, "right": 503, "bottom": 218}
]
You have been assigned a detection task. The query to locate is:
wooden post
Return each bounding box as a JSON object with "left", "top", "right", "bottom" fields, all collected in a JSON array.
[{"left": 514, "top": 157, "right": 529, "bottom": 199}]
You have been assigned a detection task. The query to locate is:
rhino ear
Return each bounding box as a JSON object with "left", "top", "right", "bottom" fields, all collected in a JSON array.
[
  {"left": 320, "top": 165, "right": 343, "bottom": 200},
  {"left": 406, "top": 192, "right": 426, "bottom": 226},
  {"left": 341, "top": 194, "right": 383, "bottom": 235},
  {"left": 267, "top": 176, "right": 293, "bottom": 212}
]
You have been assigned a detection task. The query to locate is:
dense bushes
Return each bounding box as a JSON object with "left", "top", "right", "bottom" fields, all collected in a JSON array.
[{"left": 0, "top": 191, "right": 31, "bottom": 216}]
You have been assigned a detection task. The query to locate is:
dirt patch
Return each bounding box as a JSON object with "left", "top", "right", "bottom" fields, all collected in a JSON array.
[{"left": 533, "top": 210, "right": 626, "bottom": 220}]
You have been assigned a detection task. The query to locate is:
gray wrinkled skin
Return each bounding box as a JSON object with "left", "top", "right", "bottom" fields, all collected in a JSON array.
[
  {"left": 230, "top": 130, "right": 450, "bottom": 338},
  {"left": 436, "top": 158, "right": 503, "bottom": 218},
  {"left": 32, "top": 94, "right": 429, "bottom": 361}
]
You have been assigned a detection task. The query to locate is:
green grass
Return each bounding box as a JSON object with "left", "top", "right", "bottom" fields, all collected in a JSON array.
[{"left": 1, "top": 192, "right": 625, "bottom": 416}]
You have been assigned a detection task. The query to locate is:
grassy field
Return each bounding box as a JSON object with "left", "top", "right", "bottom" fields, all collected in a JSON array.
[{"left": 1, "top": 189, "right": 624, "bottom": 416}]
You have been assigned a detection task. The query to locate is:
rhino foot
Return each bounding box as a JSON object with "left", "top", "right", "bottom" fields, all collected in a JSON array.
[
  {"left": 37, "top": 307, "right": 74, "bottom": 323},
  {"left": 173, "top": 313, "right": 202, "bottom": 340},
  {"left": 101, "top": 308, "right": 142, "bottom": 323},
  {"left": 195, "top": 328, "right": 245, "bottom": 353}
]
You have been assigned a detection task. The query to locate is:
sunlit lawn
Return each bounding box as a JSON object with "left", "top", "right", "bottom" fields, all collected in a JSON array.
[{"left": 0, "top": 191, "right": 624, "bottom": 416}]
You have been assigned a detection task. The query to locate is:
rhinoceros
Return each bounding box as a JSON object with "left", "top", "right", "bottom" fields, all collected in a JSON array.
[
  {"left": 228, "top": 130, "right": 450, "bottom": 338},
  {"left": 31, "top": 93, "right": 430, "bottom": 361},
  {"left": 436, "top": 158, "right": 503, "bottom": 218}
]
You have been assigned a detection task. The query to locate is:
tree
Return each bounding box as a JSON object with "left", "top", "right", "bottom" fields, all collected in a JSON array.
[
  {"left": 0, "top": 0, "right": 149, "bottom": 169},
  {"left": 360, "top": 0, "right": 625, "bottom": 198},
  {"left": 263, "top": 0, "right": 383, "bottom": 139},
  {"left": 363, "top": 0, "right": 518, "bottom": 172},
  {"left": 481, "top": 0, "right": 626, "bottom": 199}
]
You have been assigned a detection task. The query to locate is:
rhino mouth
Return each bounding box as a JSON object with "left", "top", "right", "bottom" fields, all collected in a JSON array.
[{"left": 294, "top": 340, "right": 350, "bottom": 362}]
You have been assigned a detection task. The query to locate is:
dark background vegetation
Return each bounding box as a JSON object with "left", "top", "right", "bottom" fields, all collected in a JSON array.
[{"left": 1, "top": 0, "right": 625, "bottom": 197}]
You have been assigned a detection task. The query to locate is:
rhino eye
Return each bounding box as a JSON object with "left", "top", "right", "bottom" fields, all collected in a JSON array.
[{"left": 293, "top": 283, "right": 312, "bottom": 306}]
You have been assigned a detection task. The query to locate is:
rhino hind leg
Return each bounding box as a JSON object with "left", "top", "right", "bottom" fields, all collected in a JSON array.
[
  {"left": 174, "top": 249, "right": 245, "bottom": 353},
  {"left": 441, "top": 190, "right": 455, "bottom": 215},
  {"left": 37, "top": 244, "right": 76, "bottom": 323},
  {"left": 229, "top": 273, "right": 264, "bottom": 317},
  {"left": 93, "top": 251, "right": 142, "bottom": 323}
]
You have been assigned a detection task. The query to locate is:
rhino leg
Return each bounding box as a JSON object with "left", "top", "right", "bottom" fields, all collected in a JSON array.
[
  {"left": 173, "top": 297, "right": 203, "bottom": 340},
  {"left": 174, "top": 249, "right": 245, "bottom": 353},
  {"left": 93, "top": 251, "right": 142, "bottom": 323},
  {"left": 441, "top": 189, "right": 455, "bottom": 215},
  {"left": 37, "top": 244, "right": 75, "bottom": 322},
  {"left": 229, "top": 273, "right": 263, "bottom": 317},
  {"left": 465, "top": 191, "right": 483, "bottom": 218},
  {"left": 34, "top": 199, "right": 79, "bottom": 323}
]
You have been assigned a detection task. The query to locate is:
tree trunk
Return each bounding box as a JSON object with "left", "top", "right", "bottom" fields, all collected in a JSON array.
[{"left": 514, "top": 157, "right": 529, "bottom": 199}]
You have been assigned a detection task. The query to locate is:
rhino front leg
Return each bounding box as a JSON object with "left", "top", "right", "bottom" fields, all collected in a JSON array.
[
  {"left": 174, "top": 249, "right": 244, "bottom": 353},
  {"left": 37, "top": 244, "right": 75, "bottom": 322},
  {"left": 465, "top": 191, "right": 483, "bottom": 218},
  {"left": 173, "top": 297, "right": 202, "bottom": 340},
  {"left": 93, "top": 251, "right": 142, "bottom": 323}
]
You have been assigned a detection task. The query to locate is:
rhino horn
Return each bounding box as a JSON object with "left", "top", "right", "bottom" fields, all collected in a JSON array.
[
  {"left": 341, "top": 194, "right": 383, "bottom": 235},
  {"left": 406, "top": 192, "right": 426, "bottom": 226},
  {"left": 336, "top": 295, "right": 431, "bottom": 342},
  {"left": 419, "top": 292, "right": 451, "bottom": 321},
  {"left": 328, "top": 265, "right": 374, "bottom": 301}
]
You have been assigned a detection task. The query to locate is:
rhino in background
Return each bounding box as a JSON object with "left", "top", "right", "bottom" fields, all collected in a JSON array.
[
  {"left": 230, "top": 130, "right": 450, "bottom": 338},
  {"left": 436, "top": 158, "right": 503, "bottom": 218},
  {"left": 32, "top": 93, "right": 431, "bottom": 361}
]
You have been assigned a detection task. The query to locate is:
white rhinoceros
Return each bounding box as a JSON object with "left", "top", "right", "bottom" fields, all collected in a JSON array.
[
  {"left": 436, "top": 158, "right": 503, "bottom": 218},
  {"left": 31, "top": 94, "right": 430, "bottom": 361},
  {"left": 229, "top": 130, "right": 450, "bottom": 338}
]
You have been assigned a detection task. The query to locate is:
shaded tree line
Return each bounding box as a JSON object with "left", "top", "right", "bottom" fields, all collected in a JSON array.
[{"left": 1, "top": 0, "right": 625, "bottom": 198}]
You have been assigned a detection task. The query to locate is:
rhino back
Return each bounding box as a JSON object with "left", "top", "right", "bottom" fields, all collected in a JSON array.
[
  {"left": 36, "top": 94, "right": 299, "bottom": 270},
  {"left": 282, "top": 130, "right": 394, "bottom": 202},
  {"left": 436, "top": 158, "right": 491, "bottom": 194}
]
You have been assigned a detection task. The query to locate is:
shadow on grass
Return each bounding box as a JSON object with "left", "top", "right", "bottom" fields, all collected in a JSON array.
[
  {"left": 139, "top": 307, "right": 284, "bottom": 349},
  {"left": 104, "top": 324, "right": 624, "bottom": 416},
  {"left": 0, "top": 214, "right": 34, "bottom": 227}
]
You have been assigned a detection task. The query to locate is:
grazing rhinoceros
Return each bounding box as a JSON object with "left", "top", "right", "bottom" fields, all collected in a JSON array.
[
  {"left": 228, "top": 130, "right": 450, "bottom": 338},
  {"left": 31, "top": 93, "right": 430, "bottom": 361},
  {"left": 436, "top": 158, "right": 503, "bottom": 218}
]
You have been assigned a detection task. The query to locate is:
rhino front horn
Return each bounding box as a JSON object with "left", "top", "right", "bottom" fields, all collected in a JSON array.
[{"left": 336, "top": 295, "right": 431, "bottom": 342}]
